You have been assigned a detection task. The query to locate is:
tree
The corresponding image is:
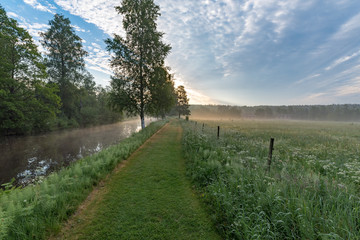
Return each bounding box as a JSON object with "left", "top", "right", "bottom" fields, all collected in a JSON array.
[
  {"left": 0, "top": 5, "right": 60, "bottom": 134},
  {"left": 148, "top": 67, "right": 176, "bottom": 119},
  {"left": 176, "top": 85, "right": 190, "bottom": 119},
  {"left": 106, "top": 0, "right": 171, "bottom": 129},
  {"left": 41, "top": 14, "right": 88, "bottom": 120}
]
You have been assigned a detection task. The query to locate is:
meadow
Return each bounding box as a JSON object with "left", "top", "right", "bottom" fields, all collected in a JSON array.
[{"left": 182, "top": 119, "right": 360, "bottom": 239}]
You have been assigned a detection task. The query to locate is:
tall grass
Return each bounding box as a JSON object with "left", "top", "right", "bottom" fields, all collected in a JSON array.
[
  {"left": 0, "top": 120, "right": 166, "bottom": 240},
  {"left": 182, "top": 119, "right": 360, "bottom": 239}
]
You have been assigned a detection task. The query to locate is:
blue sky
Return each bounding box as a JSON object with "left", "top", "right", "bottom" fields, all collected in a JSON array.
[{"left": 2, "top": 0, "right": 360, "bottom": 105}]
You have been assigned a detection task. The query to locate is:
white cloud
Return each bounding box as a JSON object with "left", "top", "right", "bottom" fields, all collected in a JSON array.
[
  {"left": 53, "top": 0, "right": 309, "bottom": 102},
  {"left": 23, "top": 0, "right": 56, "bottom": 13},
  {"left": 306, "top": 92, "right": 326, "bottom": 100},
  {"left": 297, "top": 64, "right": 360, "bottom": 104},
  {"left": 335, "top": 77, "right": 360, "bottom": 96},
  {"left": 325, "top": 50, "right": 360, "bottom": 71},
  {"left": 332, "top": 12, "right": 360, "bottom": 40},
  {"left": 155, "top": 0, "right": 319, "bottom": 103},
  {"left": 7, "top": 12, "right": 19, "bottom": 18},
  {"left": 317, "top": 64, "right": 360, "bottom": 89},
  {"left": 91, "top": 42, "right": 101, "bottom": 49},
  {"left": 299, "top": 92, "right": 335, "bottom": 105},
  {"left": 157, "top": 1, "right": 244, "bottom": 92},
  {"left": 312, "top": 12, "right": 360, "bottom": 59},
  {"left": 158, "top": 0, "right": 318, "bottom": 93},
  {"left": 336, "top": 85, "right": 360, "bottom": 96},
  {"left": 295, "top": 73, "right": 321, "bottom": 85},
  {"left": 85, "top": 47, "right": 112, "bottom": 76},
  {"left": 71, "top": 24, "right": 86, "bottom": 33},
  {"left": 18, "top": 21, "right": 49, "bottom": 38},
  {"left": 235, "top": 0, "right": 313, "bottom": 46},
  {"left": 51, "top": 0, "right": 360, "bottom": 105},
  {"left": 54, "top": 0, "right": 124, "bottom": 36}
]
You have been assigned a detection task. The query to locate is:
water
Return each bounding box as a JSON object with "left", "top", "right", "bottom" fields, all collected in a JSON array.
[{"left": 0, "top": 119, "right": 153, "bottom": 186}]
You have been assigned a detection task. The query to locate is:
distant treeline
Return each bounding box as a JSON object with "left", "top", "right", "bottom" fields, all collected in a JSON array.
[{"left": 190, "top": 104, "right": 360, "bottom": 121}]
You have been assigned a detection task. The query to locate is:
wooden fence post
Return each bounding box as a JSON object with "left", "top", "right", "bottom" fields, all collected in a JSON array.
[
  {"left": 267, "top": 138, "right": 274, "bottom": 172},
  {"left": 202, "top": 123, "right": 204, "bottom": 132},
  {"left": 217, "top": 126, "right": 220, "bottom": 139}
]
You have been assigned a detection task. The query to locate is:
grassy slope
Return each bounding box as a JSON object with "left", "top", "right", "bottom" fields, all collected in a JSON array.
[{"left": 53, "top": 121, "right": 220, "bottom": 240}]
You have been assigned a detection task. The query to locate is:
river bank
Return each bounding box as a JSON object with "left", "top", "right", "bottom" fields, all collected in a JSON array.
[
  {"left": 0, "top": 120, "right": 166, "bottom": 239},
  {"left": 0, "top": 118, "right": 156, "bottom": 186}
]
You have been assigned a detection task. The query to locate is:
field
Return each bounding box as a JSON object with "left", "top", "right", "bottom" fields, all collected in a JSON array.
[{"left": 182, "top": 119, "right": 360, "bottom": 239}]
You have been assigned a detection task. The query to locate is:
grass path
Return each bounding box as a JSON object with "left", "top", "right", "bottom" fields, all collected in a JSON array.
[{"left": 52, "top": 121, "right": 220, "bottom": 240}]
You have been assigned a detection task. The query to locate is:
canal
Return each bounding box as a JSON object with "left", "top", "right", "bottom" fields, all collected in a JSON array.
[{"left": 0, "top": 119, "right": 154, "bottom": 186}]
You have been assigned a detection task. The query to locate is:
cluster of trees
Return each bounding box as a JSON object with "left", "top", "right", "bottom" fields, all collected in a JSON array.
[
  {"left": 106, "top": 0, "right": 190, "bottom": 128},
  {"left": 175, "top": 85, "right": 190, "bottom": 118},
  {"left": 190, "top": 104, "right": 360, "bottom": 121},
  {"left": 40, "top": 14, "right": 122, "bottom": 128},
  {"left": 0, "top": 5, "right": 123, "bottom": 135},
  {"left": 1, "top": 2, "right": 190, "bottom": 135},
  {"left": 1, "top": 6, "right": 60, "bottom": 135}
]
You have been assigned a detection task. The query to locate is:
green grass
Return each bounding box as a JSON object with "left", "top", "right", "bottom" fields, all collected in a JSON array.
[
  {"left": 55, "top": 121, "right": 220, "bottom": 240},
  {"left": 183, "top": 119, "right": 360, "bottom": 239},
  {"left": 0, "top": 120, "right": 167, "bottom": 240}
]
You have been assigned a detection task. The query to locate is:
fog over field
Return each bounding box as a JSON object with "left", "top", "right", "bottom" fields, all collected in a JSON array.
[{"left": 190, "top": 104, "right": 360, "bottom": 122}]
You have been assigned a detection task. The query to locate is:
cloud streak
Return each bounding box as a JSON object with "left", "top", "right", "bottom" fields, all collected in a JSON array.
[
  {"left": 23, "top": 0, "right": 56, "bottom": 13},
  {"left": 335, "top": 77, "right": 360, "bottom": 97},
  {"left": 325, "top": 50, "right": 360, "bottom": 71}
]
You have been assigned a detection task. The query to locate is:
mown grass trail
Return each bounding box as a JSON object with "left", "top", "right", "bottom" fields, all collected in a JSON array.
[{"left": 52, "top": 121, "right": 220, "bottom": 240}]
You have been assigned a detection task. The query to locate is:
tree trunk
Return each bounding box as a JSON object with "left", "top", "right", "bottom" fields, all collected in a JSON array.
[
  {"left": 139, "top": 66, "right": 145, "bottom": 129},
  {"left": 11, "top": 43, "right": 15, "bottom": 80},
  {"left": 140, "top": 112, "right": 145, "bottom": 129},
  {"left": 139, "top": 47, "right": 145, "bottom": 129}
]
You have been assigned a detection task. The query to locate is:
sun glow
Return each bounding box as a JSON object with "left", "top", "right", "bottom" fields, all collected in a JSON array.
[{"left": 173, "top": 79, "right": 216, "bottom": 105}]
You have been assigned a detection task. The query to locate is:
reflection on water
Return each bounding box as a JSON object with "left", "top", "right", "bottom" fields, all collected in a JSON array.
[{"left": 0, "top": 119, "right": 153, "bottom": 186}]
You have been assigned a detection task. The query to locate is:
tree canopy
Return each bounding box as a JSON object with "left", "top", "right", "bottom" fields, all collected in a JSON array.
[
  {"left": 176, "top": 85, "right": 190, "bottom": 119},
  {"left": 148, "top": 67, "right": 176, "bottom": 119},
  {"left": 106, "top": 0, "right": 172, "bottom": 129},
  {"left": 0, "top": 5, "right": 61, "bottom": 134},
  {"left": 41, "top": 14, "right": 88, "bottom": 120}
]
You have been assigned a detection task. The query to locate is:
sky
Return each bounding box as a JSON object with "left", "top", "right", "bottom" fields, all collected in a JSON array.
[{"left": 2, "top": 0, "right": 360, "bottom": 106}]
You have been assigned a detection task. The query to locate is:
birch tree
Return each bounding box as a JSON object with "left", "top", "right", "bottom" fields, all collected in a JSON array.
[{"left": 106, "top": 0, "right": 171, "bottom": 129}]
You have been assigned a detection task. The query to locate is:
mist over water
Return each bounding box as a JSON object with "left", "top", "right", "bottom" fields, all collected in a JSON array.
[{"left": 0, "top": 119, "right": 154, "bottom": 186}]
